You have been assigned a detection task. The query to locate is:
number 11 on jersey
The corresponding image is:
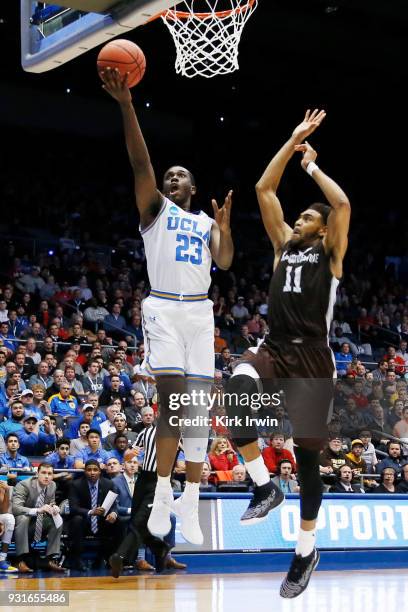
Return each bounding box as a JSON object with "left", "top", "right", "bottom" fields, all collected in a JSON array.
[{"left": 283, "top": 265, "right": 303, "bottom": 293}]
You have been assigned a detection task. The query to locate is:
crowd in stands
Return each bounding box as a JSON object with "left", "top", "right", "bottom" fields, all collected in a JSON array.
[{"left": 1, "top": 213, "right": 408, "bottom": 572}]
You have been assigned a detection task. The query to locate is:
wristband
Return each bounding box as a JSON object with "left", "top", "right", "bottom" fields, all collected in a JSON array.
[{"left": 306, "top": 161, "right": 319, "bottom": 177}]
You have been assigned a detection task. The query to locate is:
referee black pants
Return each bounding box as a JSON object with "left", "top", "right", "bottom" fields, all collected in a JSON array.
[{"left": 115, "top": 470, "right": 168, "bottom": 564}]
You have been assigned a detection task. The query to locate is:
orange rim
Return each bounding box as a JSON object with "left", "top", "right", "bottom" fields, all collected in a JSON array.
[{"left": 148, "top": 0, "right": 256, "bottom": 22}]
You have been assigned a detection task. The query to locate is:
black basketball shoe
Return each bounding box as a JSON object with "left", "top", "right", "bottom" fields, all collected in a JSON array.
[
  {"left": 280, "top": 548, "right": 320, "bottom": 598},
  {"left": 240, "top": 481, "right": 285, "bottom": 525}
]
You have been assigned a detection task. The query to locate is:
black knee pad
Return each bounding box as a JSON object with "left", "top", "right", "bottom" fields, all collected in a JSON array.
[
  {"left": 294, "top": 445, "right": 323, "bottom": 522},
  {"left": 224, "top": 374, "right": 259, "bottom": 447}
]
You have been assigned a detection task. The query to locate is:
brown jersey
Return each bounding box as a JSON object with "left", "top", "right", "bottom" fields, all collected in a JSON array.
[{"left": 268, "top": 241, "right": 339, "bottom": 340}]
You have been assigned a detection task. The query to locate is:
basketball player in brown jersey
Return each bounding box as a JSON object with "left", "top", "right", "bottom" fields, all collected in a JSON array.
[{"left": 224, "top": 109, "right": 351, "bottom": 597}]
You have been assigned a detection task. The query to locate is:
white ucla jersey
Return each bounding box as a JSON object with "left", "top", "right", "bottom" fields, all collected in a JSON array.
[{"left": 140, "top": 197, "right": 214, "bottom": 295}]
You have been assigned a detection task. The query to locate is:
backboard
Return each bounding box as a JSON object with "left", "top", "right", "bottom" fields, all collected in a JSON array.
[{"left": 21, "top": 1, "right": 177, "bottom": 73}]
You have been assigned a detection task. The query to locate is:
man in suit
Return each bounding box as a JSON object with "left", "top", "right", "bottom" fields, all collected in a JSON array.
[
  {"left": 67, "top": 459, "right": 123, "bottom": 571},
  {"left": 271, "top": 459, "right": 300, "bottom": 494},
  {"left": 113, "top": 450, "right": 154, "bottom": 571},
  {"left": 329, "top": 464, "right": 365, "bottom": 493},
  {"left": 12, "top": 463, "right": 65, "bottom": 573}
]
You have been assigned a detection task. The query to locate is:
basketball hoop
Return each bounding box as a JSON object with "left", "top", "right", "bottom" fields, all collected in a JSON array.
[{"left": 159, "top": 0, "right": 258, "bottom": 78}]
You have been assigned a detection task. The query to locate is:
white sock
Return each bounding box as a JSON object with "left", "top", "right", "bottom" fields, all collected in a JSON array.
[
  {"left": 245, "top": 455, "right": 270, "bottom": 487},
  {"left": 157, "top": 475, "right": 171, "bottom": 490},
  {"left": 0, "top": 553, "right": 6, "bottom": 562},
  {"left": 295, "top": 528, "right": 316, "bottom": 557},
  {"left": 183, "top": 481, "right": 200, "bottom": 501}
]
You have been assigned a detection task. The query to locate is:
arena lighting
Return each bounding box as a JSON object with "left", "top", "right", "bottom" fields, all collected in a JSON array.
[
  {"left": 48, "top": 250, "right": 54, "bottom": 256},
  {"left": 145, "top": 102, "right": 150, "bottom": 108}
]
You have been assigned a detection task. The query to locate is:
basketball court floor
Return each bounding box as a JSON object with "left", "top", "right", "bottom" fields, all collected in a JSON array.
[{"left": 1, "top": 568, "right": 407, "bottom": 612}]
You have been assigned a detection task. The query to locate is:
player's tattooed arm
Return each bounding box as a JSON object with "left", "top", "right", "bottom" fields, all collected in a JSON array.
[
  {"left": 210, "top": 190, "right": 234, "bottom": 270},
  {"left": 295, "top": 140, "right": 351, "bottom": 279},
  {"left": 101, "top": 67, "right": 162, "bottom": 229}
]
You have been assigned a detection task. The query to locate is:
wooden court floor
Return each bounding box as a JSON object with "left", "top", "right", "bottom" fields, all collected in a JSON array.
[{"left": 1, "top": 569, "right": 408, "bottom": 612}]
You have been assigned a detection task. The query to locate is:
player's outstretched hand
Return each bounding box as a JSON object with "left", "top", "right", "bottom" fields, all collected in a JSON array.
[
  {"left": 292, "top": 109, "right": 326, "bottom": 143},
  {"left": 101, "top": 67, "right": 132, "bottom": 105},
  {"left": 212, "top": 190, "right": 233, "bottom": 233},
  {"left": 294, "top": 141, "right": 318, "bottom": 171}
]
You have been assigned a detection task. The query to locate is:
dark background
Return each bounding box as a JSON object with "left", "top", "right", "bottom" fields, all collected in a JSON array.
[{"left": 1, "top": 0, "right": 408, "bottom": 272}]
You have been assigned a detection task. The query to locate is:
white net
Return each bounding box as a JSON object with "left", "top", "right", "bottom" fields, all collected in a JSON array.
[{"left": 161, "top": 0, "right": 258, "bottom": 78}]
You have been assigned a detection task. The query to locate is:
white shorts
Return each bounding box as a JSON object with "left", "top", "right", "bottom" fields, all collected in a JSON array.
[{"left": 142, "top": 296, "right": 214, "bottom": 381}]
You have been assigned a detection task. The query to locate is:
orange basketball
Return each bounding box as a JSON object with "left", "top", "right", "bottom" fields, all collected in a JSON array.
[{"left": 97, "top": 39, "right": 146, "bottom": 88}]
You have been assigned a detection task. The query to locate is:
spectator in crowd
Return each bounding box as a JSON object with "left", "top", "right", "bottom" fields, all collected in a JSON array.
[
  {"left": 83, "top": 299, "right": 110, "bottom": 333},
  {"left": 272, "top": 405, "right": 294, "bottom": 440},
  {"left": 28, "top": 361, "right": 53, "bottom": 390},
  {"left": 105, "top": 456, "right": 123, "bottom": 478},
  {"left": 103, "top": 303, "right": 127, "bottom": 340},
  {"left": 214, "top": 327, "right": 228, "bottom": 353},
  {"left": 66, "top": 288, "right": 87, "bottom": 315},
  {"left": 125, "top": 392, "right": 146, "bottom": 429},
  {"left": 15, "top": 266, "right": 45, "bottom": 295},
  {"left": 113, "top": 450, "right": 139, "bottom": 517},
  {"left": 200, "top": 461, "right": 216, "bottom": 492},
  {"left": 99, "top": 374, "right": 131, "bottom": 409},
  {"left": 29, "top": 384, "right": 50, "bottom": 418},
  {"left": 46, "top": 438, "right": 76, "bottom": 469},
  {"left": 271, "top": 459, "right": 299, "bottom": 494},
  {"left": 233, "top": 325, "right": 257, "bottom": 354},
  {"left": 388, "top": 399, "right": 404, "bottom": 429},
  {"left": 0, "top": 301, "right": 8, "bottom": 324},
  {"left": 359, "top": 430, "right": 378, "bottom": 474},
  {"left": 208, "top": 437, "right": 239, "bottom": 471},
  {"left": 319, "top": 437, "right": 347, "bottom": 475},
  {"left": 331, "top": 329, "right": 358, "bottom": 356},
  {"left": 393, "top": 406, "right": 408, "bottom": 439},
  {"left": 231, "top": 297, "right": 249, "bottom": 324},
  {"left": 14, "top": 351, "right": 35, "bottom": 382},
  {"left": 19, "top": 389, "right": 42, "bottom": 420},
  {"left": 340, "top": 398, "right": 369, "bottom": 439},
  {"left": 25, "top": 338, "right": 41, "bottom": 365},
  {"left": 125, "top": 314, "right": 144, "bottom": 346},
  {"left": 373, "top": 467, "right": 397, "bottom": 494},
  {"left": 49, "top": 382, "right": 79, "bottom": 418},
  {"left": 262, "top": 433, "right": 296, "bottom": 474},
  {"left": 383, "top": 346, "right": 406, "bottom": 377},
  {"left": 231, "top": 464, "right": 249, "bottom": 484},
  {"left": 131, "top": 368, "right": 156, "bottom": 404},
  {"left": 45, "top": 368, "right": 65, "bottom": 400},
  {"left": 334, "top": 342, "right": 353, "bottom": 376},
  {"left": 65, "top": 404, "right": 102, "bottom": 440},
  {"left": 132, "top": 406, "right": 155, "bottom": 436},
  {"left": 64, "top": 366, "right": 85, "bottom": 396},
  {"left": 365, "top": 401, "right": 392, "bottom": 438},
  {"left": 371, "top": 359, "right": 388, "bottom": 382},
  {"left": 69, "top": 422, "right": 91, "bottom": 456},
  {"left": 396, "top": 340, "right": 408, "bottom": 369},
  {"left": 0, "top": 481, "right": 17, "bottom": 572},
  {"left": 396, "top": 463, "right": 408, "bottom": 493},
  {"left": 215, "top": 347, "right": 234, "bottom": 378},
  {"left": 350, "top": 381, "right": 369, "bottom": 409},
  {"left": 17, "top": 415, "right": 56, "bottom": 456},
  {"left": 85, "top": 393, "right": 107, "bottom": 424},
  {"left": 329, "top": 464, "right": 365, "bottom": 493},
  {"left": 109, "top": 433, "right": 131, "bottom": 463},
  {"left": 376, "top": 441, "right": 405, "bottom": 476},
  {"left": 0, "top": 322, "right": 16, "bottom": 353},
  {"left": 12, "top": 463, "right": 64, "bottom": 573},
  {"left": 67, "top": 459, "right": 122, "bottom": 571},
  {"left": 0, "top": 433, "right": 31, "bottom": 474},
  {"left": 100, "top": 403, "right": 122, "bottom": 439},
  {"left": 0, "top": 350, "right": 7, "bottom": 385},
  {"left": 0, "top": 380, "right": 22, "bottom": 420},
  {"left": 103, "top": 413, "right": 138, "bottom": 450},
  {"left": 82, "top": 360, "right": 104, "bottom": 396},
  {"left": 74, "top": 429, "right": 112, "bottom": 469},
  {"left": 345, "top": 440, "right": 376, "bottom": 488},
  {"left": 0, "top": 401, "right": 25, "bottom": 438}
]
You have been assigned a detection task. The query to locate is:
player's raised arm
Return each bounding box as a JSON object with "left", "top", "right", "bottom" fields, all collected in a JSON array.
[
  {"left": 210, "top": 190, "right": 234, "bottom": 270},
  {"left": 256, "top": 109, "right": 326, "bottom": 260},
  {"left": 294, "top": 140, "right": 351, "bottom": 279},
  {"left": 101, "top": 67, "right": 162, "bottom": 229}
]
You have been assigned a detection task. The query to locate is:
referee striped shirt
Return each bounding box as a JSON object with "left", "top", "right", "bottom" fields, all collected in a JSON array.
[{"left": 135, "top": 424, "right": 157, "bottom": 472}]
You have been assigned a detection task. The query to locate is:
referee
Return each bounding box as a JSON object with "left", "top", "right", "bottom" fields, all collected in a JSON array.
[{"left": 109, "top": 423, "right": 169, "bottom": 577}]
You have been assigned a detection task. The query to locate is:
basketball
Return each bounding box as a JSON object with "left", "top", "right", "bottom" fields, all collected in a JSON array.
[{"left": 97, "top": 39, "right": 146, "bottom": 88}]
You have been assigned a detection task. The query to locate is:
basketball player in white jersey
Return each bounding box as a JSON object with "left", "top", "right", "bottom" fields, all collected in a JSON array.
[{"left": 101, "top": 68, "right": 234, "bottom": 545}]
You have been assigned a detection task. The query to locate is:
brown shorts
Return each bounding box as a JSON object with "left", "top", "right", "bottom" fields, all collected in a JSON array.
[{"left": 235, "top": 339, "right": 335, "bottom": 441}]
